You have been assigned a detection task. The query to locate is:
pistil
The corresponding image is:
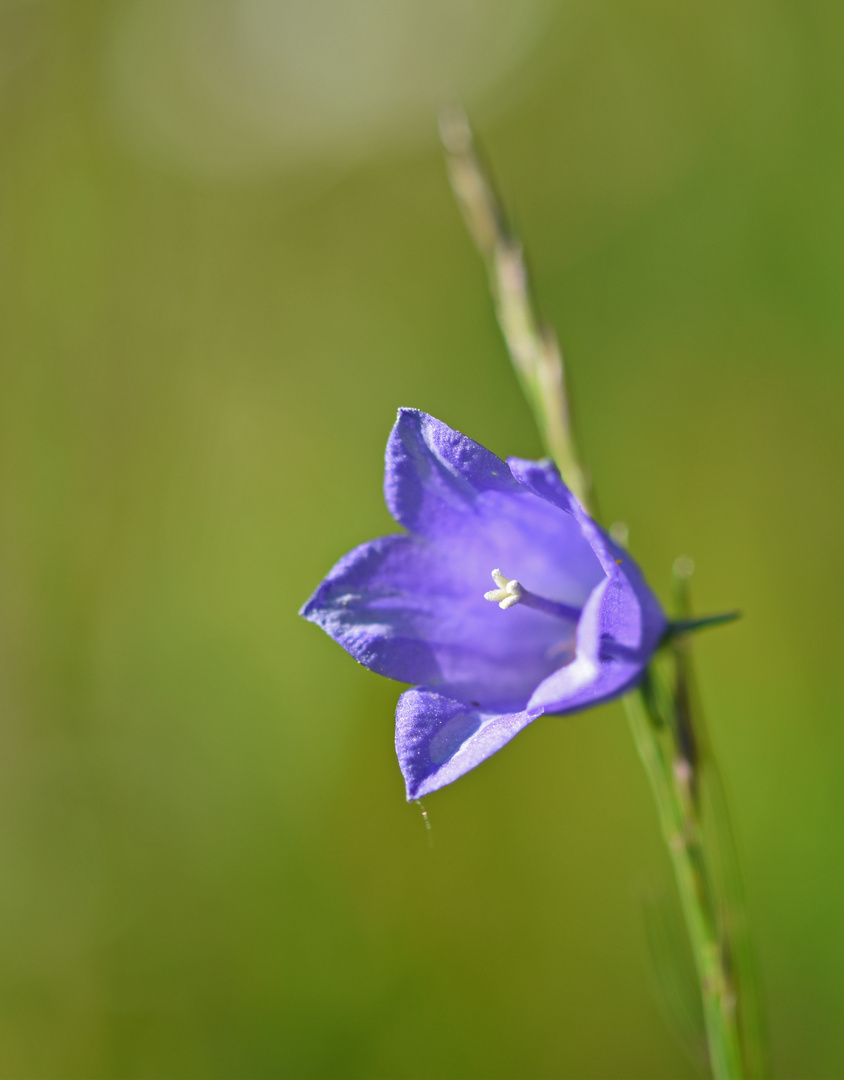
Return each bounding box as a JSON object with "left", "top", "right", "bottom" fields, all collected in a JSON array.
[{"left": 483, "top": 569, "right": 581, "bottom": 622}]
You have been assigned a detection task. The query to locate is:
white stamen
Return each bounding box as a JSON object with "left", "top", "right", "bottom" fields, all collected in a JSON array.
[{"left": 483, "top": 568, "right": 524, "bottom": 610}]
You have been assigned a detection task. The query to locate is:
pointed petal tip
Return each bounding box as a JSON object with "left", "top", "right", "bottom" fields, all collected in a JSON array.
[
  {"left": 298, "top": 573, "right": 339, "bottom": 623},
  {"left": 404, "top": 776, "right": 429, "bottom": 802},
  {"left": 389, "top": 407, "right": 427, "bottom": 446},
  {"left": 297, "top": 586, "right": 319, "bottom": 620},
  {"left": 298, "top": 596, "right": 317, "bottom": 621},
  {"left": 506, "top": 455, "right": 577, "bottom": 515},
  {"left": 394, "top": 406, "right": 426, "bottom": 425},
  {"left": 404, "top": 775, "right": 447, "bottom": 801}
]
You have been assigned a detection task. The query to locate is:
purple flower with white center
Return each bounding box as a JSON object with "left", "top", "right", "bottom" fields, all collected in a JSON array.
[{"left": 301, "top": 409, "right": 667, "bottom": 800}]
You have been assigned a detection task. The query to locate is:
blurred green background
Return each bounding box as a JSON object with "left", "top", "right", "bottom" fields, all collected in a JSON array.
[{"left": 1, "top": 1, "right": 843, "bottom": 1076}]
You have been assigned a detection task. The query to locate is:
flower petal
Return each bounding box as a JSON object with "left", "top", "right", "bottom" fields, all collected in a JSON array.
[
  {"left": 507, "top": 455, "right": 581, "bottom": 516},
  {"left": 509, "top": 457, "right": 627, "bottom": 576},
  {"left": 511, "top": 457, "right": 667, "bottom": 711},
  {"left": 396, "top": 687, "right": 543, "bottom": 800},
  {"left": 384, "top": 408, "right": 523, "bottom": 539},
  {"left": 300, "top": 532, "right": 582, "bottom": 707},
  {"left": 385, "top": 411, "right": 605, "bottom": 607},
  {"left": 300, "top": 534, "right": 441, "bottom": 683}
]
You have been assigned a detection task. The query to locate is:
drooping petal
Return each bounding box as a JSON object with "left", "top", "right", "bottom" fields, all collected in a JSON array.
[{"left": 396, "top": 687, "right": 543, "bottom": 800}]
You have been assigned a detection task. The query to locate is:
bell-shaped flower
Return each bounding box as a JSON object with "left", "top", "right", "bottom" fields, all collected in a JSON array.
[{"left": 301, "top": 410, "right": 666, "bottom": 799}]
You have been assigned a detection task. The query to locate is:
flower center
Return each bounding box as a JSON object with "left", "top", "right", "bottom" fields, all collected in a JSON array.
[{"left": 483, "top": 569, "right": 581, "bottom": 622}]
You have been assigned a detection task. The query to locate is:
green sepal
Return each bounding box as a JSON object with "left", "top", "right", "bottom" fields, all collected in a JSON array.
[{"left": 664, "top": 611, "right": 742, "bottom": 639}]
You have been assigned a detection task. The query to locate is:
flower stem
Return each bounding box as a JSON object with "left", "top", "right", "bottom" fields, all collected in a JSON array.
[
  {"left": 625, "top": 682, "right": 749, "bottom": 1079},
  {"left": 440, "top": 107, "right": 591, "bottom": 513},
  {"left": 624, "top": 557, "right": 764, "bottom": 1077}
]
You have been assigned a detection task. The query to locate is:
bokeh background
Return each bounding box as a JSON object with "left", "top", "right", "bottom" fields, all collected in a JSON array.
[{"left": 1, "top": 1, "right": 842, "bottom": 1076}]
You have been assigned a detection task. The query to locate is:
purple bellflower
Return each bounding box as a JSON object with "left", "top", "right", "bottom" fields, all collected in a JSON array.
[{"left": 301, "top": 410, "right": 667, "bottom": 800}]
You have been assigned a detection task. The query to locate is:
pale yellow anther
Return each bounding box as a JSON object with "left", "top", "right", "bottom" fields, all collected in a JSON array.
[{"left": 483, "top": 569, "right": 524, "bottom": 610}]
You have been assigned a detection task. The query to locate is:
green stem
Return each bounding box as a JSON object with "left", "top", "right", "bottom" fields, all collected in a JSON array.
[
  {"left": 625, "top": 684, "right": 746, "bottom": 1079},
  {"left": 440, "top": 107, "right": 591, "bottom": 512}
]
